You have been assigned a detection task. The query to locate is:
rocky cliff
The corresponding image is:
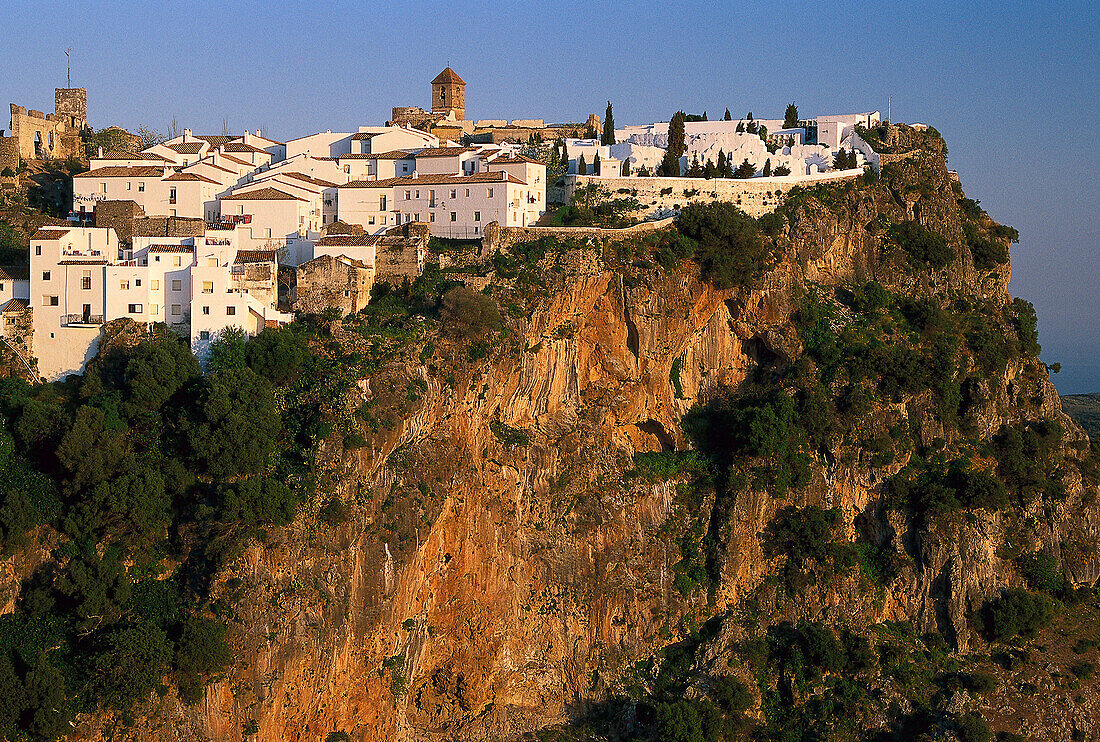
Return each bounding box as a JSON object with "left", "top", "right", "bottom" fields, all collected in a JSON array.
[{"left": 6, "top": 127, "right": 1099, "bottom": 742}]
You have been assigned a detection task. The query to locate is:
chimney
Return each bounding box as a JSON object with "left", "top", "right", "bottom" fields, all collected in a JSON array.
[
  {"left": 97, "top": 146, "right": 103, "bottom": 158},
  {"left": 163, "top": 166, "right": 170, "bottom": 178},
  {"left": 256, "top": 129, "right": 262, "bottom": 138},
  {"left": 212, "top": 151, "right": 220, "bottom": 168},
  {"left": 183, "top": 128, "right": 191, "bottom": 142}
]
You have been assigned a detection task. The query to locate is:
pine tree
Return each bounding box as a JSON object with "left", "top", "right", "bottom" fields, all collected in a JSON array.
[
  {"left": 638, "top": 164, "right": 650, "bottom": 177},
  {"left": 578, "top": 154, "right": 587, "bottom": 175},
  {"left": 703, "top": 158, "right": 716, "bottom": 179},
  {"left": 724, "top": 108, "right": 732, "bottom": 121},
  {"left": 736, "top": 121, "right": 745, "bottom": 133},
  {"left": 593, "top": 153, "right": 601, "bottom": 175},
  {"left": 601, "top": 101, "right": 616, "bottom": 145},
  {"left": 774, "top": 164, "right": 792, "bottom": 176},
  {"left": 621, "top": 159, "right": 631, "bottom": 176},
  {"left": 687, "top": 153, "right": 703, "bottom": 178},
  {"left": 658, "top": 111, "right": 687, "bottom": 176},
  {"left": 834, "top": 148, "right": 848, "bottom": 170},
  {"left": 734, "top": 158, "right": 755, "bottom": 178},
  {"left": 763, "top": 158, "right": 772, "bottom": 177},
  {"left": 747, "top": 112, "right": 754, "bottom": 121},
  {"left": 784, "top": 103, "right": 799, "bottom": 130},
  {"left": 747, "top": 120, "right": 758, "bottom": 135}
]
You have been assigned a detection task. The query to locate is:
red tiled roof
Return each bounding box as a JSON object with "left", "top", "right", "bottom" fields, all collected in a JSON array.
[
  {"left": 0, "top": 298, "right": 28, "bottom": 313},
  {"left": 195, "top": 136, "right": 237, "bottom": 146},
  {"left": 169, "top": 142, "right": 206, "bottom": 154},
  {"left": 165, "top": 173, "right": 221, "bottom": 184},
  {"left": 147, "top": 244, "right": 194, "bottom": 253},
  {"left": 97, "top": 151, "right": 170, "bottom": 161},
  {"left": 31, "top": 228, "right": 70, "bottom": 240},
  {"left": 216, "top": 153, "right": 255, "bottom": 167},
  {"left": 315, "top": 235, "right": 380, "bottom": 247},
  {"left": 339, "top": 171, "right": 523, "bottom": 189},
  {"left": 222, "top": 142, "right": 268, "bottom": 154},
  {"left": 74, "top": 166, "right": 167, "bottom": 178},
  {"left": 414, "top": 146, "right": 477, "bottom": 158},
  {"left": 222, "top": 187, "right": 306, "bottom": 202},
  {"left": 0, "top": 265, "right": 29, "bottom": 280},
  {"left": 234, "top": 249, "right": 277, "bottom": 264},
  {"left": 351, "top": 132, "right": 376, "bottom": 140},
  {"left": 279, "top": 172, "right": 338, "bottom": 188}
]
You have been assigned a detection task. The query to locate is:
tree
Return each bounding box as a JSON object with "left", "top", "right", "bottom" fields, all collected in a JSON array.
[
  {"left": 593, "top": 152, "right": 601, "bottom": 175},
  {"left": 747, "top": 120, "right": 758, "bottom": 135},
  {"left": 560, "top": 141, "right": 569, "bottom": 173},
  {"left": 724, "top": 108, "right": 732, "bottom": 121},
  {"left": 584, "top": 121, "right": 599, "bottom": 140},
  {"left": 621, "top": 159, "right": 630, "bottom": 176},
  {"left": 734, "top": 158, "right": 756, "bottom": 178},
  {"left": 834, "top": 148, "right": 849, "bottom": 170},
  {"left": 716, "top": 149, "right": 726, "bottom": 175},
  {"left": 601, "top": 101, "right": 616, "bottom": 145},
  {"left": 687, "top": 154, "right": 703, "bottom": 178},
  {"left": 774, "top": 164, "right": 792, "bottom": 176},
  {"left": 578, "top": 154, "right": 587, "bottom": 175},
  {"left": 736, "top": 121, "right": 745, "bottom": 133},
  {"left": 638, "top": 164, "right": 651, "bottom": 177},
  {"left": 676, "top": 202, "right": 771, "bottom": 290},
  {"left": 658, "top": 111, "right": 687, "bottom": 177},
  {"left": 758, "top": 125, "right": 767, "bottom": 141},
  {"left": 440, "top": 286, "right": 502, "bottom": 338},
  {"left": 784, "top": 103, "right": 799, "bottom": 130},
  {"left": 186, "top": 367, "right": 280, "bottom": 479},
  {"left": 763, "top": 158, "right": 772, "bottom": 177},
  {"left": 124, "top": 334, "right": 200, "bottom": 413}
]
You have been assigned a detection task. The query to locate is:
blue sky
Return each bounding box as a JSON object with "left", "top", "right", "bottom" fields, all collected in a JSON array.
[{"left": 2, "top": 0, "right": 1098, "bottom": 391}]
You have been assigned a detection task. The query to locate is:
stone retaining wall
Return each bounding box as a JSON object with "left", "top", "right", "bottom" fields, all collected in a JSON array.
[{"left": 482, "top": 217, "right": 675, "bottom": 254}]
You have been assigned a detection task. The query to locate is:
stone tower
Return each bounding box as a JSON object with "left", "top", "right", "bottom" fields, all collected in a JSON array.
[
  {"left": 431, "top": 67, "right": 465, "bottom": 122},
  {"left": 54, "top": 88, "right": 87, "bottom": 129}
]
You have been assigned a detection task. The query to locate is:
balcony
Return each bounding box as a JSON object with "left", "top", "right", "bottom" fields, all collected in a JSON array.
[{"left": 63, "top": 313, "right": 104, "bottom": 326}]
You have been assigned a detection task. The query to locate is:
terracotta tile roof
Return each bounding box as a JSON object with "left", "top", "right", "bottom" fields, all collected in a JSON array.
[
  {"left": 195, "top": 136, "right": 237, "bottom": 146},
  {"left": 431, "top": 67, "right": 466, "bottom": 86},
  {"left": 147, "top": 244, "right": 194, "bottom": 253},
  {"left": 234, "top": 249, "right": 277, "bottom": 264},
  {"left": 351, "top": 132, "right": 376, "bottom": 140},
  {"left": 216, "top": 153, "right": 254, "bottom": 167},
  {"left": 489, "top": 155, "right": 542, "bottom": 165},
  {"left": 0, "top": 298, "right": 28, "bottom": 313},
  {"left": 0, "top": 265, "right": 29, "bottom": 280},
  {"left": 192, "top": 160, "right": 236, "bottom": 174},
  {"left": 414, "top": 146, "right": 478, "bottom": 158},
  {"left": 165, "top": 172, "right": 221, "bottom": 184},
  {"left": 98, "top": 151, "right": 170, "bottom": 161},
  {"left": 31, "top": 228, "right": 70, "bottom": 240},
  {"left": 222, "top": 187, "right": 306, "bottom": 202},
  {"left": 323, "top": 220, "right": 364, "bottom": 236},
  {"left": 279, "top": 172, "right": 338, "bottom": 188},
  {"left": 222, "top": 142, "right": 268, "bottom": 154},
  {"left": 169, "top": 142, "right": 206, "bottom": 154},
  {"left": 315, "top": 235, "right": 380, "bottom": 247},
  {"left": 59, "top": 258, "right": 108, "bottom": 265},
  {"left": 339, "top": 171, "right": 521, "bottom": 189},
  {"left": 75, "top": 166, "right": 167, "bottom": 178}
]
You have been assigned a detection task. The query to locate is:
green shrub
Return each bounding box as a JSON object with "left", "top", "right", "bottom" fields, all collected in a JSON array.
[
  {"left": 1018, "top": 550, "right": 1065, "bottom": 595},
  {"left": 632, "top": 451, "right": 703, "bottom": 481},
  {"left": 957, "top": 711, "right": 993, "bottom": 742},
  {"left": 676, "top": 202, "right": 771, "bottom": 290},
  {"left": 980, "top": 589, "right": 1058, "bottom": 642},
  {"left": 440, "top": 286, "right": 502, "bottom": 338},
  {"left": 887, "top": 221, "right": 954, "bottom": 269},
  {"left": 762, "top": 506, "right": 846, "bottom": 570}
]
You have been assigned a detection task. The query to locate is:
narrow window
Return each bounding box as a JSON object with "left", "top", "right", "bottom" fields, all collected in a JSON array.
[
  {"left": 474, "top": 211, "right": 480, "bottom": 222},
  {"left": 171, "top": 304, "right": 181, "bottom": 315},
  {"left": 42, "top": 271, "right": 51, "bottom": 281},
  {"left": 202, "top": 281, "right": 213, "bottom": 294},
  {"left": 151, "top": 279, "right": 159, "bottom": 290},
  {"left": 127, "top": 303, "right": 142, "bottom": 313},
  {"left": 450, "top": 212, "right": 457, "bottom": 222},
  {"left": 120, "top": 280, "right": 129, "bottom": 290},
  {"left": 171, "top": 279, "right": 182, "bottom": 291},
  {"left": 226, "top": 306, "right": 235, "bottom": 316},
  {"left": 202, "top": 306, "right": 210, "bottom": 315}
]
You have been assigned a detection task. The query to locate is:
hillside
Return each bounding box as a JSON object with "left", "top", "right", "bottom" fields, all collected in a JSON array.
[
  {"left": 1062, "top": 394, "right": 1100, "bottom": 440},
  {"left": 0, "top": 125, "right": 1098, "bottom": 742}
]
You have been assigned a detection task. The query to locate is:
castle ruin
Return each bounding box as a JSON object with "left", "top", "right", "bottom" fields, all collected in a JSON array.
[{"left": 0, "top": 88, "right": 89, "bottom": 170}]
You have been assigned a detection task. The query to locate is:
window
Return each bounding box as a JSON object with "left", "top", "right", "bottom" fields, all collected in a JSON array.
[
  {"left": 450, "top": 189, "right": 456, "bottom": 199},
  {"left": 404, "top": 190, "right": 411, "bottom": 200},
  {"left": 450, "top": 212, "right": 457, "bottom": 222},
  {"left": 35, "top": 246, "right": 41, "bottom": 256},
  {"left": 127, "top": 182, "right": 132, "bottom": 191},
  {"left": 207, "top": 258, "right": 217, "bottom": 267},
  {"left": 474, "top": 211, "right": 481, "bottom": 222},
  {"left": 202, "top": 281, "right": 213, "bottom": 294},
  {"left": 368, "top": 216, "right": 376, "bottom": 225},
  {"left": 429, "top": 212, "right": 435, "bottom": 223},
  {"left": 169, "top": 187, "right": 177, "bottom": 204},
  {"left": 171, "top": 279, "right": 182, "bottom": 291},
  {"left": 42, "top": 271, "right": 50, "bottom": 281},
  {"left": 415, "top": 190, "right": 420, "bottom": 198},
  {"left": 199, "top": 330, "right": 210, "bottom": 341},
  {"left": 138, "top": 182, "right": 145, "bottom": 192},
  {"left": 487, "top": 188, "right": 494, "bottom": 198},
  {"left": 379, "top": 195, "right": 387, "bottom": 210},
  {"left": 151, "top": 279, "right": 159, "bottom": 290},
  {"left": 154, "top": 255, "right": 160, "bottom": 262},
  {"left": 150, "top": 303, "right": 159, "bottom": 315},
  {"left": 170, "top": 209, "right": 177, "bottom": 217},
  {"left": 120, "top": 280, "right": 129, "bottom": 290},
  {"left": 127, "top": 303, "right": 142, "bottom": 313},
  {"left": 101, "top": 182, "right": 107, "bottom": 193},
  {"left": 465, "top": 188, "right": 470, "bottom": 197},
  {"left": 170, "top": 304, "right": 181, "bottom": 316},
  {"left": 265, "top": 228, "right": 272, "bottom": 238},
  {"left": 81, "top": 270, "right": 91, "bottom": 290},
  {"left": 226, "top": 306, "right": 235, "bottom": 316},
  {"left": 202, "top": 306, "right": 210, "bottom": 315},
  {"left": 44, "top": 295, "right": 59, "bottom": 306},
  {"left": 135, "top": 278, "right": 141, "bottom": 287}
]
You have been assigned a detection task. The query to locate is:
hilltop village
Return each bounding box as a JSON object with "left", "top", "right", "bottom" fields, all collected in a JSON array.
[{"left": 0, "top": 69, "right": 889, "bottom": 380}]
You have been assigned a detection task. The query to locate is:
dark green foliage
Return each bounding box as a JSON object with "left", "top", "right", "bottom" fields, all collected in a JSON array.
[
  {"left": 326, "top": 733, "right": 352, "bottom": 742},
  {"left": 676, "top": 202, "right": 771, "bottom": 290},
  {"left": 1018, "top": 550, "right": 1065, "bottom": 595},
  {"left": 88, "top": 619, "right": 172, "bottom": 709},
  {"left": 215, "top": 477, "right": 297, "bottom": 526},
  {"left": 773, "top": 164, "right": 791, "bottom": 176},
  {"left": 887, "top": 458, "right": 1009, "bottom": 522},
  {"left": 577, "top": 154, "right": 587, "bottom": 175},
  {"left": 957, "top": 712, "right": 993, "bottom": 742},
  {"left": 991, "top": 419, "right": 1064, "bottom": 505},
  {"left": 969, "top": 235, "right": 1009, "bottom": 270},
  {"left": 631, "top": 451, "right": 703, "bottom": 482},
  {"left": 490, "top": 419, "right": 531, "bottom": 447},
  {"left": 245, "top": 326, "right": 311, "bottom": 386},
  {"left": 733, "top": 158, "right": 755, "bottom": 178},
  {"left": 187, "top": 368, "right": 280, "bottom": 479},
  {"left": 659, "top": 112, "right": 686, "bottom": 176},
  {"left": 440, "top": 286, "right": 502, "bottom": 338},
  {"left": 124, "top": 334, "right": 200, "bottom": 413},
  {"left": 0, "top": 221, "right": 29, "bottom": 265},
  {"left": 784, "top": 103, "right": 799, "bottom": 130},
  {"left": 206, "top": 326, "right": 248, "bottom": 373},
  {"left": 1008, "top": 298, "right": 1040, "bottom": 357},
  {"left": 979, "top": 588, "right": 1058, "bottom": 642},
  {"left": 756, "top": 212, "right": 784, "bottom": 238},
  {"left": 887, "top": 221, "right": 954, "bottom": 269},
  {"left": 601, "top": 101, "right": 616, "bottom": 145},
  {"left": 762, "top": 506, "right": 845, "bottom": 571}
]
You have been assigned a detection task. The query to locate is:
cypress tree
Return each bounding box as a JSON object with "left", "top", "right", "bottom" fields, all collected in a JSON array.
[
  {"left": 578, "top": 154, "right": 587, "bottom": 175},
  {"left": 702, "top": 111, "right": 708, "bottom": 121},
  {"left": 834, "top": 148, "right": 848, "bottom": 169},
  {"left": 763, "top": 158, "right": 772, "bottom": 177},
  {"left": 687, "top": 153, "right": 703, "bottom": 178},
  {"left": 601, "top": 101, "right": 616, "bottom": 145},
  {"left": 659, "top": 111, "right": 686, "bottom": 176},
  {"left": 561, "top": 141, "right": 569, "bottom": 172},
  {"left": 736, "top": 121, "right": 745, "bottom": 133},
  {"left": 717, "top": 149, "right": 726, "bottom": 174},
  {"left": 548, "top": 145, "right": 559, "bottom": 172},
  {"left": 593, "top": 152, "right": 601, "bottom": 175},
  {"left": 724, "top": 108, "right": 732, "bottom": 121},
  {"left": 758, "top": 125, "right": 768, "bottom": 142},
  {"left": 849, "top": 149, "right": 859, "bottom": 168},
  {"left": 621, "top": 159, "right": 631, "bottom": 176},
  {"left": 784, "top": 103, "right": 799, "bottom": 130},
  {"left": 703, "top": 158, "right": 716, "bottom": 179}
]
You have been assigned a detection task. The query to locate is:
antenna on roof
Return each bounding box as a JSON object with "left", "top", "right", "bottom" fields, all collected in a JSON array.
[
  {"left": 888, "top": 94, "right": 892, "bottom": 124},
  {"left": 65, "top": 48, "right": 72, "bottom": 88}
]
